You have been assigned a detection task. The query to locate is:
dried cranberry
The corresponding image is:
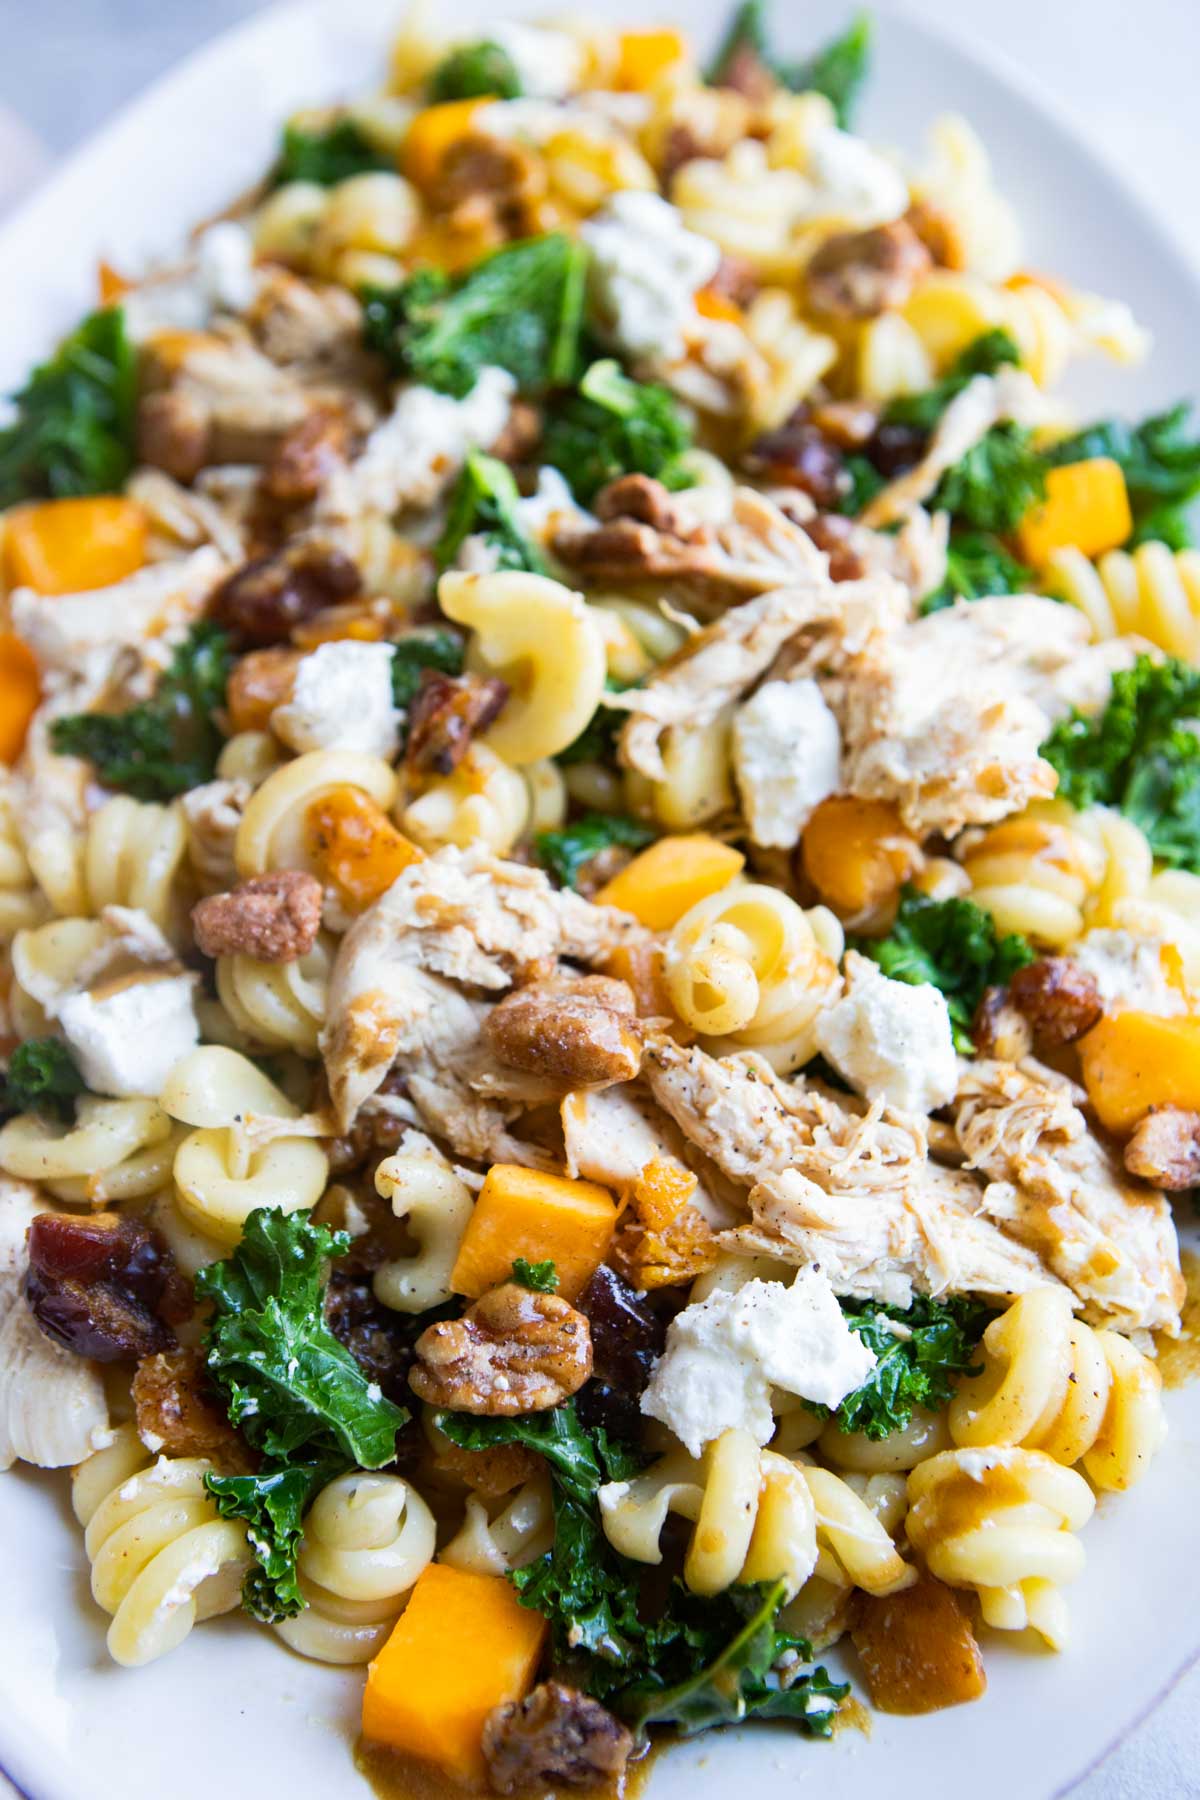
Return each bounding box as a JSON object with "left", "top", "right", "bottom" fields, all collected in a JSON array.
[
  {"left": 25, "top": 1212, "right": 192, "bottom": 1362},
  {"left": 865, "top": 420, "right": 929, "bottom": 477},
  {"left": 575, "top": 1264, "right": 664, "bottom": 1441},
  {"left": 744, "top": 421, "right": 845, "bottom": 510}
]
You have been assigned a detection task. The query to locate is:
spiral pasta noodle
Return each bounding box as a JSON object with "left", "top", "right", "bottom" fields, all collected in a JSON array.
[
  {"left": 439, "top": 1476, "right": 556, "bottom": 1577},
  {"left": 958, "top": 801, "right": 1152, "bottom": 948},
  {"left": 1047, "top": 541, "right": 1200, "bottom": 661},
  {"left": 215, "top": 934, "right": 333, "bottom": 1057},
  {"left": 71, "top": 1424, "right": 252, "bottom": 1667},
  {"left": 235, "top": 750, "right": 398, "bottom": 887},
  {"left": 624, "top": 709, "right": 735, "bottom": 831},
  {"left": 906, "top": 1445, "right": 1095, "bottom": 1649},
  {"left": 0, "top": 1096, "right": 178, "bottom": 1201},
  {"left": 401, "top": 744, "right": 531, "bottom": 856},
  {"left": 274, "top": 1471, "right": 436, "bottom": 1665},
  {"left": 0, "top": 782, "right": 47, "bottom": 944},
  {"left": 948, "top": 1288, "right": 1165, "bottom": 1491},
  {"left": 372, "top": 1137, "right": 475, "bottom": 1314}
]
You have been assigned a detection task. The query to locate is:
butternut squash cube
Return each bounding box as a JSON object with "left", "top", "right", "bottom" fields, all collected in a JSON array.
[
  {"left": 362, "top": 1563, "right": 546, "bottom": 1783},
  {"left": 614, "top": 28, "right": 688, "bottom": 89},
  {"left": 801, "top": 796, "right": 920, "bottom": 921},
  {"left": 304, "top": 787, "right": 423, "bottom": 912},
  {"left": 451, "top": 1164, "right": 617, "bottom": 1301},
  {"left": 0, "top": 631, "right": 40, "bottom": 765},
  {"left": 594, "top": 833, "right": 744, "bottom": 930},
  {"left": 850, "top": 1573, "right": 986, "bottom": 1714},
  {"left": 1079, "top": 1011, "right": 1200, "bottom": 1134},
  {"left": 4, "top": 496, "right": 146, "bottom": 596},
  {"left": 404, "top": 99, "right": 490, "bottom": 190},
  {"left": 1017, "top": 458, "right": 1132, "bottom": 568}
]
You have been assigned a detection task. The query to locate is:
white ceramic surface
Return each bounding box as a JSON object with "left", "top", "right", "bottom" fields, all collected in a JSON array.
[{"left": 1, "top": 4, "right": 1199, "bottom": 1796}]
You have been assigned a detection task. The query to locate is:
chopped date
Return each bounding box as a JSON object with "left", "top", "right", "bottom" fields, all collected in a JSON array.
[
  {"left": 866, "top": 419, "right": 930, "bottom": 478},
  {"left": 208, "top": 537, "right": 362, "bottom": 648},
  {"left": 484, "top": 1682, "right": 633, "bottom": 1794},
  {"left": 744, "top": 420, "right": 845, "bottom": 510},
  {"left": 25, "top": 1211, "right": 192, "bottom": 1362},
  {"left": 575, "top": 1262, "right": 664, "bottom": 1441}
]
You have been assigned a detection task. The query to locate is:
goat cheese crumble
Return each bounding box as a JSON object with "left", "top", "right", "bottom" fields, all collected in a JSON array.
[
  {"left": 320, "top": 366, "right": 515, "bottom": 519},
  {"left": 580, "top": 191, "right": 721, "bottom": 364},
  {"left": 732, "top": 677, "right": 842, "bottom": 848},
  {"left": 640, "top": 1267, "right": 876, "bottom": 1457},
  {"left": 272, "top": 640, "right": 401, "bottom": 759},
  {"left": 487, "top": 21, "right": 584, "bottom": 97},
  {"left": 57, "top": 972, "right": 200, "bottom": 1099},
  {"left": 815, "top": 950, "right": 959, "bottom": 1115}
]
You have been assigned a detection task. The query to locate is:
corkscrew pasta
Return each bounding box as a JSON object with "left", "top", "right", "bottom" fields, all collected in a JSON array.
[
  {"left": 372, "top": 1137, "right": 475, "bottom": 1313},
  {"left": 1047, "top": 540, "right": 1200, "bottom": 659}
]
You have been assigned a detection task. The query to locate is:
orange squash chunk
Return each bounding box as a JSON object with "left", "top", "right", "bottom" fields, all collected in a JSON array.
[
  {"left": 850, "top": 1573, "right": 986, "bottom": 1714},
  {"left": 404, "top": 99, "right": 490, "bottom": 189},
  {"left": 305, "top": 788, "right": 423, "bottom": 911},
  {"left": 801, "top": 796, "right": 921, "bottom": 920},
  {"left": 362, "top": 1564, "right": 547, "bottom": 1783},
  {"left": 594, "top": 834, "right": 744, "bottom": 930},
  {"left": 1017, "top": 458, "right": 1132, "bottom": 567},
  {"left": 4, "top": 496, "right": 146, "bottom": 595},
  {"left": 0, "top": 632, "right": 41, "bottom": 764},
  {"left": 614, "top": 27, "right": 688, "bottom": 88},
  {"left": 451, "top": 1164, "right": 617, "bottom": 1301},
  {"left": 1079, "top": 1011, "right": 1200, "bottom": 1134}
]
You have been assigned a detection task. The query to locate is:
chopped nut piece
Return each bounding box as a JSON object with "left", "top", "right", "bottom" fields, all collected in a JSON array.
[
  {"left": 261, "top": 405, "right": 352, "bottom": 504},
  {"left": 806, "top": 220, "right": 932, "bottom": 320},
  {"left": 850, "top": 1573, "right": 986, "bottom": 1713},
  {"left": 191, "top": 870, "right": 323, "bottom": 963},
  {"left": 209, "top": 536, "right": 362, "bottom": 648},
  {"left": 137, "top": 387, "right": 210, "bottom": 483},
  {"left": 410, "top": 1282, "right": 593, "bottom": 1415},
  {"left": 483, "top": 1682, "right": 633, "bottom": 1794},
  {"left": 225, "top": 644, "right": 302, "bottom": 732},
  {"left": 405, "top": 671, "right": 510, "bottom": 778},
  {"left": 905, "top": 199, "right": 968, "bottom": 271},
  {"left": 1009, "top": 956, "right": 1103, "bottom": 1048},
  {"left": 972, "top": 985, "right": 1035, "bottom": 1062},
  {"left": 132, "top": 1348, "right": 251, "bottom": 1468},
  {"left": 1124, "top": 1108, "right": 1200, "bottom": 1191},
  {"left": 483, "top": 975, "right": 643, "bottom": 1090}
]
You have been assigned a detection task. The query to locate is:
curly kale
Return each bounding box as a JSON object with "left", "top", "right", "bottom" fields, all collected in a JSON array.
[
  {"left": 813, "top": 1295, "right": 994, "bottom": 1440},
  {"left": 1046, "top": 402, "right": 1200, "bottom": 549},
  {"left": 1040, "top": 652, "right": 1200, "bottom": 869},
  {"left": 428, "top": 41, "right": 522, "bottom": 102},
  {"left": 511, "top": 1258, "right": 559, "bottom": 1292},
  {"left": 932, "top": 422, "right": 1047, "bottom": 534},
  {"left": 543, "top": 359, "right": 693, "bottom": 505},
  {"left": 362, "top": 234, "right": 587, "bottom": 398},
  {"left": 707, "top": 1, "right": 871, "bottom": 128},
  {"left": 51, "top": 622, "right": 231, "bottom": 801},
  {"left": 436, "top": 450, "right": 549, "bottom": 573},
  {"left": 0, "top": 306, "right": 136, "bottom": 506},
  {"left": 859, "top": 889, "right": 1034, "bottom": 1053},
  {"left": 0, "top": 1039, "right": 86, "bottom": 1123},
  {"left": 920, "top": 531, "right": 1036, "bottom": 614},
  {"left": 273, "top": 118, "right": 392, "bottom": 186},
  {"left": 883, "top": 328, "right": 1022, "bottom": 433}
]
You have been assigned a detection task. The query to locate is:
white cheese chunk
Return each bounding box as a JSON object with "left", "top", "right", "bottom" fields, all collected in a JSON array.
[
  {"left": 57, "top": 972, "right": 199, "bottom": 1099},
  {"left": 123, "top": 223, "right": 259, "bottom": 341},
  {"left": 815, "top": 950, "right": 958, "bottom": 1116},
  {"left": 487, "top": 22, "right": 584, "bottom": 97},
  {"left": 640, "top": 1268, "right": 876, "bottom": 1457},
  {"left": 272, "top": 640, "right": 401, "bottom": 759},
  {"left": 320, "top": 366, "right": 515, "bottom": 519},
  {"left": 1069, "top": 928, "right": 1187, "bottom": 1018},
  {"left": 580, "top": 191, "right": 721, "bottom": 363},
  {"left": 807, "top": 127, "right": 909, "bottom": 227},
  {"left": 732, "top": 677, "right": 841, "bottom": 848}
]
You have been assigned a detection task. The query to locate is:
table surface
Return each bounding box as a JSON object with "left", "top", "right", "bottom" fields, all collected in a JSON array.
[{"left": 2, "top": 1, "right": 1199, "bottom": 1794}]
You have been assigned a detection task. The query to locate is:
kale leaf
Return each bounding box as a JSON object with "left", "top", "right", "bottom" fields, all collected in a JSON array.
[
  {"left": 512, "top": 1257, "right": 559, "bottom": 1293},
  {"left": 0, "top": 306, "right": 137, "bottom": 507},
  {"left": 811, "top": 1294, "right": 993, "bottom": 1440},
  {"left": 535, "top": 811, "right": 654, "bottom": 889},
  {"left": 932, "top": 422, "right": 1047, "bottom": 534},
  {"left": 436, "top": 450, "right": 549, "bottom": 573},
  {"left": 836, "top": 452, "right": 887, "bottom": 518},
  {"left": 1, "top": 1038, "right": 86, "bottom": 1123},
  {"left": 920, "top": 530, "right": 1035, "bottom": 614},
  {"left": 543, "top": 359, "right": 693, "bottom": 505},
  {"left": 557, "top": 677, "right": 638, "bottom": 766},
  {"left": 1046, "top": 402, "right": 1200, "bottom": 549},
  {"left": 883, "top": 328, "right": 1021, "bottom": 433},
  {"left": 273, "top": 118, "right": 393, "bottom": 186},
  {"left": 859, "top": 888, "right": 1034, "bottom": 1053},
  {"left": 198, "top": 1208, "right": 409, "bottom": 1620},
  {"left": 428, "top": 41, "right": 523, "bottom": 102},
  {"left": 51, "top": 622, "right": 231, "bottom": 800},
  {"left": 389, "top": 629, "right": 465, "bottom": 710},
  {"left": 1040, "top": 652, "right": 1200, "bottom": 868},
  {"left": 362, "top": 234, "right": 587, "bottom": 398},
  {"left": 707, "top": 1, "right": 871, "bottom": 128}
]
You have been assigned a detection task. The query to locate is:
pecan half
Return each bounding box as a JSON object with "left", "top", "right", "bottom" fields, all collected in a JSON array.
[
  {"left": 1124, "top": 1108, "right": 1200, "bottom": 1191},
  {"left": 483, "top": 975, "right": 643, "bottom": 1090},
  {"left": 593, "top": 473, "right": 685, "bottom": 532},
  {"left": 132, "top": 1348, "right": 251, "bottom": 1467},
  {"left": 410, "top": 1283, "right": 593, "bottom": 1415},
  {"left": 209, "top": 536, "right": 362, "bottom": 647},
  {"left": 484, "top": 1683, "right": 633, "bottom": 1795},
  {"left": 1009, "top": 956, "right": 1103, "bottom": 1047},
  {"left": 491, "top": 400, "right": 543, "bottom": 466},
  {"left": 261, "top": 405, "right": 352, "bottom": 504},
  {"left": 405, "top": 670, "right": 510, "bottom": 777},
  {"left": 805, "top": 220, "right": 932, "bottom": 321},
  {"left": 191, "top": 869, "right": 323, "bottom": 963}
]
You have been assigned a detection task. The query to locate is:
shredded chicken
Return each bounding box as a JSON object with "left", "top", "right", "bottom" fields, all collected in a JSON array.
[
  {"left": 560, "top": 1082, "right": 734, "bottom": 1225},
  {"left": 640, "top": 1036, "right": 1057, "bottom": 1305},
  {"left": 953, "top": 1058, "right": 1185, "bottom": 1334}
]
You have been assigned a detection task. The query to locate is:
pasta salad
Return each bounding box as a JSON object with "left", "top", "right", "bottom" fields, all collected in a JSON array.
[{"left": 0, "top": 1, "right": 1197, "bottom": 1791}]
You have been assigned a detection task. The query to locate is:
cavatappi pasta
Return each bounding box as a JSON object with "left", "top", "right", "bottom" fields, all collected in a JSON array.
[{"left": 0, "top": 0, "right": 1193, "bottom": 1788}]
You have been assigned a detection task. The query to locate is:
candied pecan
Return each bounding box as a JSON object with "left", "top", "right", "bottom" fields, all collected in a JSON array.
[
  {"left": 552, "top": 517, "right": 702, "bottom": 584},
  {"left": 593, "top": 473, "right": 685, "bottom": 531},
  {"left": 971, "top": 986, "right": 1034, "bottom": 1062},
  {"left": 433, "top": 134, "right": 549, "bottom": 241},
  {"left": 132, "top": 1348, "right": 251, "bottom": 1467},
  {"left": 1124, "top": 1108, "right": 1200, "bottom": 1191},
  {"left": 410, "top": 1282, "right": 593, "bottom": 1415},
  {"left": 660, "top": 122, "right": 708, "bottom": 186},
  {"left": 25, "top": 1211, "right": 191, "bottom": 1362},
  {"left": 905, "top": 199, "right": 968, "bottom": 272},
  {"left": 610, "top": 1204, "right": 717, "bottom": 1292},
  {"left": 137, "top": 388, "right": 211, "bottom": 483},
  {"left": 405, "top": 671, "right": 510, "bottom": 778},
  {"left": 745, "top": 420, "right": 845, "bottom": 510},
  {"left": 491, "top": 400, "right": 543, "bottom": 466},
  {"left": 713, "top": 43, "right": 776, "bottom": 103},
  {"left": 806, "top": 220, "right": 932, "bottom": 321},
  {"left": 575, "top": 1263, "right": 665, "bottom": 1442},
  {"left": 484, "top": 1683, "right": 633, "bottom": 1795},
  {"left": 191, "top": 869, "right": 323, "bottom": 963},
  {"left": 208, "top": 536, "right": 362, "bottom": 647},
  {"left": 1009, "top": 957, "right": 1103, "bottom": 1047},
  {"left": 225, "top": 645, "right": 302, "bottom": 732},
  {"left": 261, "top": 405, "right": 351, "bottom": 504},
  {"left": 803, "top": 513, "right": 868, "bottom": 582},
  {"left": 483, "top": 975, "right": 643, "bottom": 1089}
]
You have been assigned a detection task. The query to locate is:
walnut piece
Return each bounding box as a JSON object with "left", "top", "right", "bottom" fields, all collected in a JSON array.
[
  {"left": 805, "top": 220, "right": 932, "bottom": 320},
  {"left": 483, "top": 975, "right": 643, "bottom": 1090},
  {"left": 483, "top": 1683, "right": 633, "bottom": 1794},
  {"left": 405, "top": 670, "right": 510, "bottom": 777},
  {"left": 1008, "top": 956, "right": 1103, "bottom": 1047},
  {"left": 191, "top": 870, "right": 323, "bottom": 963},
  {"left": 410, "top": 1282, "right": 593, "bottom": 1415},
  {"left": 1124, "top": 1108, "right": 1200, "bottom": 1191}
]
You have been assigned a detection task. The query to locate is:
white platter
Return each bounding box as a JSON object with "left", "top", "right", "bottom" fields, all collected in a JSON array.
[{"left": 2, "top": 3, "right": 1200, "bottom": 1797}]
